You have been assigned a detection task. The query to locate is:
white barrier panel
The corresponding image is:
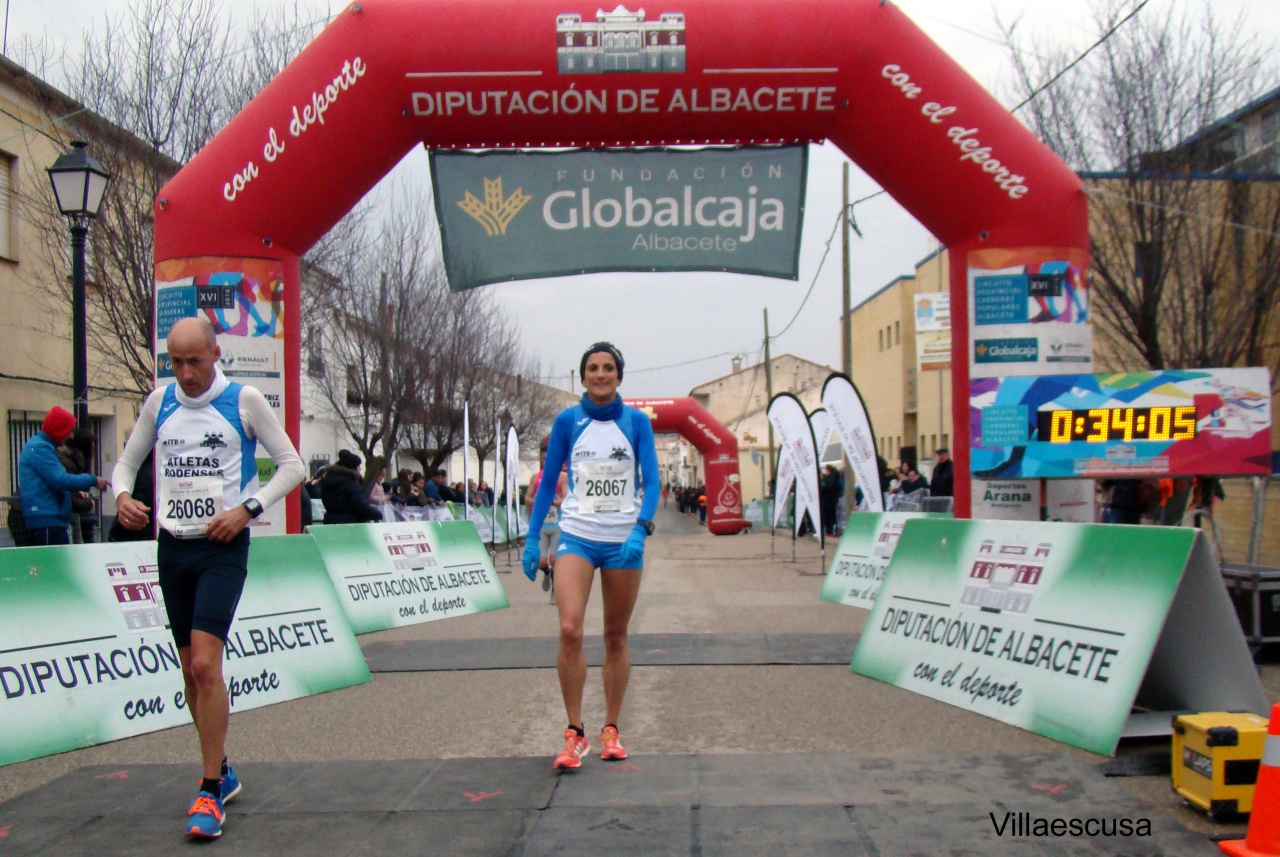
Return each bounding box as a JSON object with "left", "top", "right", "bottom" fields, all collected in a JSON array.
[{"left": 0, "top": 536, "right": 370, "bottom": 766}]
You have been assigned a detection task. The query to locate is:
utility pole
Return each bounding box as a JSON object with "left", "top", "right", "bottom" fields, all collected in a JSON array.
[
  {"left": 841, "top": 162, "right": 852, "bottom": 380},
  {"left": 763, "top": 308, "right": 775, "bottom": 483}
]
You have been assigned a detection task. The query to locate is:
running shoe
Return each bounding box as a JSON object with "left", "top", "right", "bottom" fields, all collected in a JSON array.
[
  {"left": 541, "top": 568, "right": 552, "bottom": 592},
  {"left": 600, "top": 726, "right": 628, "bottom": 761},
  {"left": 220, "top": 764, "right": 242, "bottom": 803},
  {"left": 185, "top": 791, "right": 224, "bottom": 839},
  {"left": 554, "top": 729, "right": 589, "bottom": 770}
]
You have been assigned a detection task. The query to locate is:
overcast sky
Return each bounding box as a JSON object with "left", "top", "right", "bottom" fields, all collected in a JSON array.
[{"left": 9, "top": 0, "right": 1278, "bottom": 399}]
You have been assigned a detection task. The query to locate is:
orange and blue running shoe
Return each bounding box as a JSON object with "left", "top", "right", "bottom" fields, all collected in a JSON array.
[
  {"left": 186, "top": 791, "right": 224, "bottom": 839},
  {"left": 600, "top": 726, "right": 628, "bottom": 761},
  {"left": 554, "top": 728, "right": 589, "bottom": 770}
]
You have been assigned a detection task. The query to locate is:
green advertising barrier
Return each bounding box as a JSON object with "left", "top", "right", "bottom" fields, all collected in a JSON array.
[
  {"left": 308, "top": 521, "right": 510, "bottom": 635},
  {"left": 820, "top": 512, "right": 946, "bottom": 609},
  {"left": 850, "top": 518, "right": 1267, "bottom": 755},
  {"left": 0, "top": 536, "right": 370, "bottom": 767}
]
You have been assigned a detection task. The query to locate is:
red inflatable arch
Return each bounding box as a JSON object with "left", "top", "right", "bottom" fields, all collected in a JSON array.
[
  {"left": 155, "top": 0, "right": 1089, "bottom": 531},
  {"left": 625, "top": 397, "right": 746, "bottom": 534}
]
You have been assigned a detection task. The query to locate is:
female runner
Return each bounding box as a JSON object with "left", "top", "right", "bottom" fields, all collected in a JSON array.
[{"left": 524, "top": 342, "right": 660, "bottom": 769}]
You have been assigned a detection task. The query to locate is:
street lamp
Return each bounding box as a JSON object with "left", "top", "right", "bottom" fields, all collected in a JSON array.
[{"left": 47, "top": 140, "right": 111, "bottom": 426}]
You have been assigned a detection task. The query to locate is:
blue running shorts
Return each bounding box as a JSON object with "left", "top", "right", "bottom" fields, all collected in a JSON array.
[
  {"left": 157, "top": 529, "right": 250, "bottom": 647},
  {"left": 556, "top": 530, "right": 641, "bottom": 570}
]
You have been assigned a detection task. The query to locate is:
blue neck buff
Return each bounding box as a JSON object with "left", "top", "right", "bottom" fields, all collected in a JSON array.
[{"left": 580, "top": 393, "right": 623, "bottom": 422}]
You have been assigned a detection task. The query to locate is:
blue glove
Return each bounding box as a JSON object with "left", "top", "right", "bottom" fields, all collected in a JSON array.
[
  {"left": 522, "top": 537, "right": 541, "bottom": 582},
  {"left": 617, "top": 525, "right": 647, "bottom": 569}
]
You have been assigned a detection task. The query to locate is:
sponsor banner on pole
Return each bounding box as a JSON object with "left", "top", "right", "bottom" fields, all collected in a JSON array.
[
  {"left": 821, "top": 511, "right": 945, "bottom": 609},
  {"left": 967, "top": 248, "right": 1092, "bottom": 378},
  {"left": 505, "top": 427, "right": 520, "bottom": 540},
  {"left": 970, "top": 368, "right": 1272, "bottom": 479},
  {"left": 810, "top": 408, "right": 834, "bottom": 460},
  {"left": 767, "top": 393, "right": 821, "bottom": 542},
  {"left": 821, "top": 374, "right": 884, "bottom": 512},
  {"left": 308, "top": 521, "right": 508, "bottom": 635},
  {"left": 430, "top": 146, "right": 807, "bottom": 291},
  {"left": 0, "top": 537, "right": 369, "bottom": 766},
  {"left": 913, "top": 291, "right": 951, "bottom": 371},
  {"left": 850, "top": 518, "right": 1265, "bottom": 755},
  {"left": 154, "top": 257, "right": 289, "bottom": 535},
  {"left": 772, "top": 454, "right": 795, "bottom": 529}
]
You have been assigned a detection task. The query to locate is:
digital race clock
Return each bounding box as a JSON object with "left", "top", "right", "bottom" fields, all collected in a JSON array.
[{"left": 1035, "top": 406, "right": 1197, "bottom": 444}]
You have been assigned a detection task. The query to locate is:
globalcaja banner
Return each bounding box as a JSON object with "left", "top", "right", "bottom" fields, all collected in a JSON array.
[
  {"left": 0, "top": 537, "right": 369, "bottom": 766},
  {"left": 308, "top": 521, "right": 509, "bottom": 635},
  {"left": 970, "top": 368, "right": 1272, "bottom": 479},
  {"left": 967, "top": 248, "right": 1092, "bottom": 378},
  {"left": 430, "top": 146, "right": 807, "bottom": 290},
  {"left": 154, "top": 256, "right": 289, "bottom": 536},
  {"left": 821, "top": 511, "right": 946, "bottom": 609},
  {"left": 849, "top": 518, "right": 1265, "bottom": 755}
]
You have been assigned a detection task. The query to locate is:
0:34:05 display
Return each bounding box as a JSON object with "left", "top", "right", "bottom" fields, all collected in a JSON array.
[{"left": 1037, "top": 406, "right": 1197, "bottom": 444}]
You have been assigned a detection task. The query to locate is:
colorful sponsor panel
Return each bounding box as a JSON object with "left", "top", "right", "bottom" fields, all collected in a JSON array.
[
  {"left": 821, "top": 512, "right": 945, "bottom": 609},
  {"left": 970, "top": 368, "right": 1272, "bottom": 479},
  {"left": 850, "top": 518, "right": 1191, "bottom": 755},
  {"left": 967, "top": 248, "right": 1092, "bottom": 378},
  {"left": 0, "top": 537, "right": 369, "bottom": 766},
  {"left": 308, "top": 521, "right": 509, "bottom": 635},
  {"left": 430, "top": 147, "right": 806, "bottom": 290},
  {"left": 154, "top": 257, "right": 289, "bottom": 535}
]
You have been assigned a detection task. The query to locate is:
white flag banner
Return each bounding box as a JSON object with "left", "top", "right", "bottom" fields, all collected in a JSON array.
[
  {"left": 821, "top": 374, "right": 884, "bottom": 513},
  {"left": 772, "top": 452, "right": 795, "bottom": 528},
  {"left": 809, "top": 408, "right": 835, "bottom": 460},
  {"left": 505, "top": 426, "right": 520, "bottom": 538},
  {"left": 767, "top": 393, "right": 822, "bottom": 544},
  {"left": 463, "top": 403, "right": 471, "bottom": 510}
]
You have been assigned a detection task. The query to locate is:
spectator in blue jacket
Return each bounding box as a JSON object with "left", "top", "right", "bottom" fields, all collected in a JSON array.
[{"left": 19, "top": 407, "right": 110, "bottom": 545}]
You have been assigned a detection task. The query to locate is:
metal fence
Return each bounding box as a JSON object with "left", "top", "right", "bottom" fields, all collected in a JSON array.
[{"left": 1, "top": 495, "right": 103, "bottom": 547}]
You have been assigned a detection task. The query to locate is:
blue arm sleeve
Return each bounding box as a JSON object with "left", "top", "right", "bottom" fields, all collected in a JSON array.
[
  {"left": 528, "top": 409, "right": 572, "bottom": 535},
  {"left": 633, "top": 410, "right": 660, "bottom": 522},
  {"left": 35, "top": 443, "right": 96, "bottom": 491}
]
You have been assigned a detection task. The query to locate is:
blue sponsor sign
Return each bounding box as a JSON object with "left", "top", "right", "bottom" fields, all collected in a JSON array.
[
  {"left": 973, "top": 274, "right": 1028, "bottom": 325},
  {"left": 980, "top": 405, "right": 1030, "bottom": 446},
  {"left": 975, "top": 338, "right": 1038, "bottom": 364}
]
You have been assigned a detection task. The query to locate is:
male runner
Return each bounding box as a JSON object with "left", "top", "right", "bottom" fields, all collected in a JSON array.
[{"left": 113, "top": 317, "right": 304, "bottom": 839}]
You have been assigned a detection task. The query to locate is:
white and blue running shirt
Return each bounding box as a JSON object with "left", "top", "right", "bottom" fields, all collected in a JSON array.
[
  {"left": 114, "top": 369, "right": 304, "bottom": 538},
  {"left": 529, "top": 398, "right": 660, "bottom": 544}
]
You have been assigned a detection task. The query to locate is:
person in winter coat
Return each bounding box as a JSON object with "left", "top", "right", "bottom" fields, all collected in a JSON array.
[
  {"left": 58, "top": 427, "right": 100, "bottom": 543},
  {"left": 19, "top": 407, "right": 109, "bottom": 545},
  {"left": 318, "top": 450, "right": 384, "bottom": 524}
]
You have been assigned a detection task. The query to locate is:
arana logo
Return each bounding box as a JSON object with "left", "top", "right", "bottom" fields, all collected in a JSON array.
[
  {"left": 609, "top": 447, "right": 631, "bottom": 461},
  {"left": 200, "top": 432, "right": 227, "bottom": 450},
  {"left": 457, "top": 177, "right": 531, "bottom": 236}
]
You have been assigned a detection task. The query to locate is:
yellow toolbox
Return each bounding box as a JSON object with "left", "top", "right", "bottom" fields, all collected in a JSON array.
[{"left": 1172, "top": 711, "right": 1269, "bottom": 818}]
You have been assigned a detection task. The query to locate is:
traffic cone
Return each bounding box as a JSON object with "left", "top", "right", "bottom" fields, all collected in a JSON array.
[{"left": 1221, "top": 703, "right": 1280, "bottom": 857}]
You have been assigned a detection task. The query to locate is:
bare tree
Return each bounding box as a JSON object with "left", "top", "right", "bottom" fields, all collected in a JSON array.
[
  {"left": 21, "top": 0, "right": 332, "bottom": 400},
  {"left": 308, "top": 182, "right": 441, "bottom": 487},
  {"left": 1000, "top": 1, "right": 1280, "bottom": 380}
]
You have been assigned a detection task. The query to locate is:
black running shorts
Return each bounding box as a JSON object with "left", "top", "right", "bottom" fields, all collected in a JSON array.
[{"left": 157, "top": 529, "right": 250, "bottom": 647}]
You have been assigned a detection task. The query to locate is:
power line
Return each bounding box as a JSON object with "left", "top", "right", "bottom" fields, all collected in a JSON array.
[
  {"left": 771, "top": 190, "right": 884, "bottom": 341},
  {"left": 1011, "top": 0, "right": 1151, "bottom": 113}
]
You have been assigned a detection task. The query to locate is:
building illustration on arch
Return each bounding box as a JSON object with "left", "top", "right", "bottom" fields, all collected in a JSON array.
[{"left": 557, "top": 6, "right": 686, "bottom": 74}]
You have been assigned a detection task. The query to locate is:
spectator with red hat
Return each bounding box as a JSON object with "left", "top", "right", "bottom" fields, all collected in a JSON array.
[{"left": 17, "top": 406, "right": 110, "bottom": 546}]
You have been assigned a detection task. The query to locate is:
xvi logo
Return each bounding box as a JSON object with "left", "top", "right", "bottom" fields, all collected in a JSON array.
[
  {"left": 200, "top": 432, "right": 227, "bottom": 450},
  {"left": 456, "top": 177, "right": 531, "bottom": 236}
]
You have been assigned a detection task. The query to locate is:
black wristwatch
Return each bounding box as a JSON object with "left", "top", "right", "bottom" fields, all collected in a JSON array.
[
  {"left": 637, "top": 518, "right": 656, "bottom": 536},
  {"left": 242, "top": 498, "right": 264, "bottom": 518}
]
